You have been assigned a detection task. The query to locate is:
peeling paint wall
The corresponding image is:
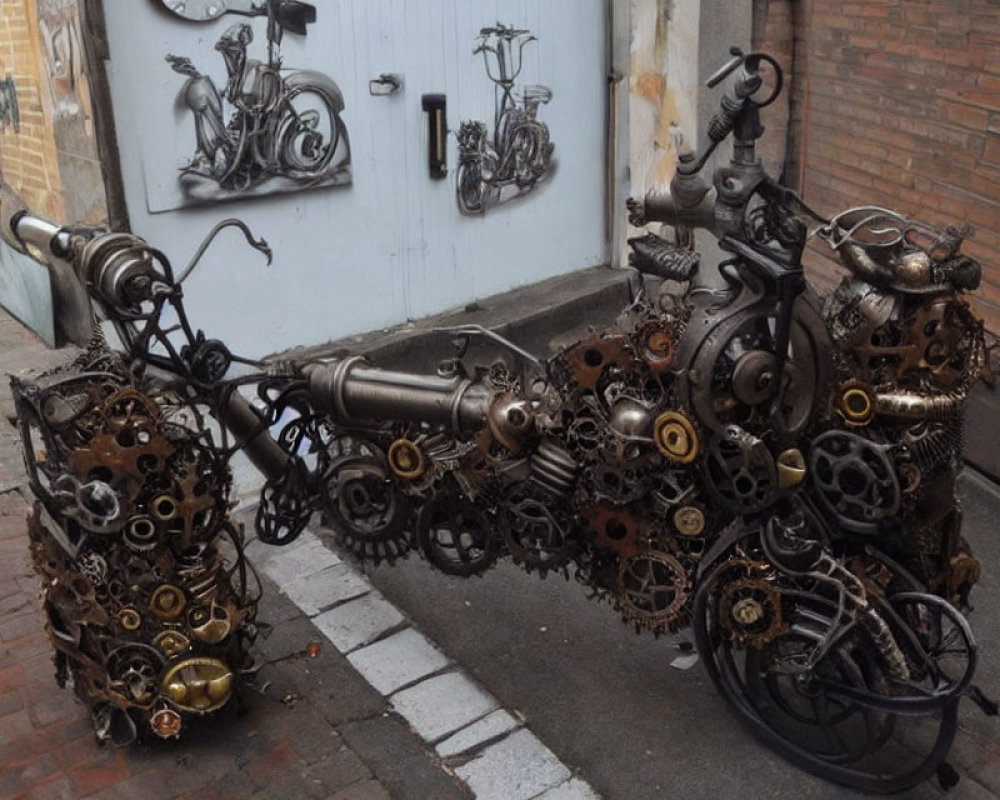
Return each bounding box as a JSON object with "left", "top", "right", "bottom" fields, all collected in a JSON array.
[
  {"left": 626, "top": 0, "right": 750, "bottom": 252},
  {"left": 628, "top": 0, "right": 700, "bottom": 207}
]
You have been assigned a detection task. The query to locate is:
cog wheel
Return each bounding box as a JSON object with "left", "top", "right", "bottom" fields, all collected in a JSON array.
[
  {"left": 719, "top": 577, "right": 785, "bottom": 648},
  {"left": 615, "top": 551, "right": 690, "bottom": 633},
  {"left": 417, "top": 493, "right": 499, "bottom": 577},
  {"left": 322, "top": 453, "right": 411, "bottom": 563},
  {"left": 499, "top": 484, "right": 575, "bottom": 576},
  {"left": 106, "top": 643, "right": 165, "bottom": 709},
  {"left": 653, "top": 410, "right": 699, "bottom": 464}
]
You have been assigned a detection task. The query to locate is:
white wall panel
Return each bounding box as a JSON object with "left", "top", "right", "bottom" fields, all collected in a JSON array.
[{"left": 102, "top": 0, "right": 607, "bottom": 357}]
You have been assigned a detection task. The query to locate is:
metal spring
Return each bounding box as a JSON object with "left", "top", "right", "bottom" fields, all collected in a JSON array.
[
  {"left": 529, "top": 440, "right": 577, "bottom": 496},
  {"left": 909, "top": 419, "right": 963, "bottom": 472}
]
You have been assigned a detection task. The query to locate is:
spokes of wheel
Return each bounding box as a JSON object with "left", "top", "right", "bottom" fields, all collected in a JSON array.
[
  {"left": 417, "top": 492, "right": 499, "bottom": 577},
  {"left": 693, "top": 559, "right": 959, "bottom": 794},
  {"left": 277, "top": 87, "right": 346, "bottom": 177},
  {"left": 321, "top": 453, "right": 411, "bottom": 563}
]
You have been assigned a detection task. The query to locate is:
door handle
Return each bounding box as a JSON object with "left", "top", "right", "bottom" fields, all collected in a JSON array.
[{"left": 369, "top": 73, "right": 403, "bottom": 96}]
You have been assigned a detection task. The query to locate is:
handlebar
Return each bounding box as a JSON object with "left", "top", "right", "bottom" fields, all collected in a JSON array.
[{"left": 705, "top": 46, "right": 746, "bottom": 89}]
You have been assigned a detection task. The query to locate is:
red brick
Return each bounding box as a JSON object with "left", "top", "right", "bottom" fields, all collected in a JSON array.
[
  {"left": 69, "top": 750, "right": 132, "bottom": 797},
  {"left": 984, "top": 135, "right": 1000, "bottom": 166},
  {"left": 242, "top": 740, "right": 299, "bottom": 786},
  {"left": 939, "top": 100, "right": 992, "bottom": 131}
]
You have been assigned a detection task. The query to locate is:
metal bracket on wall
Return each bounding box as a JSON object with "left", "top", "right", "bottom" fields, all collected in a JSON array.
[
  {"left": 421, "top": 93, "right": 447, "bottom": 179},
  {"left": 369, "top": 73, "right": 403, "bottom": 96}
]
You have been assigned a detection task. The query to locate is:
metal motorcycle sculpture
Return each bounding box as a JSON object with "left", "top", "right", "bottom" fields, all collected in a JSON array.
[
  {"left": 456, "top": 24, "right": 554, "bottom": 214},
  {"left": 2, "top": 48, "right": 994, "bottom": 792},
  {"left": 166, "top": 0, "right": 350, "bottom": 196}
]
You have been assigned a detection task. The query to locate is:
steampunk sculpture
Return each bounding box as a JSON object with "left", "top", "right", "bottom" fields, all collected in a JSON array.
[{"left": 1, "top": 48, "right": 994, "bottom": 793}]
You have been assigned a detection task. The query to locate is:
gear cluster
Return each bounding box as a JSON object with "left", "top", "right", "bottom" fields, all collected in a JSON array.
[{"left": 13, "top": 346, "right": 259, "bottom": 746}]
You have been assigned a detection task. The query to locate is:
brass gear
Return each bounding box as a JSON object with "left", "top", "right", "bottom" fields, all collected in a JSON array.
[
  {"left": 653, "top": 411, "right": 699, "bottom": 464},
  {"left": 387, "top": 438, "right": 425, "bottom": 480},
  {"left": 616, "top": 551, "right": 690, "bottom": 633},
  {"left": 718, "top": 574, "right": 785, "bottom": 648},
  {"left": 838, "top": 379, "right": 875, "bottom": 426},
  {"left": 673, "top": 505, "right": 706, "bottom": 537}
]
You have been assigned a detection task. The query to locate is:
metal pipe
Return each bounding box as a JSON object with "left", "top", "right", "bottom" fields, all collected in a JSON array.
[
  {"left": 874, "top": 390, "right": 964, "bottom": 421},
  {"left": 217, "top": 391, "right": 290, "bottom": 483},
  {"left": 305, "top": 359, "right": 492, "bottom": 433}
]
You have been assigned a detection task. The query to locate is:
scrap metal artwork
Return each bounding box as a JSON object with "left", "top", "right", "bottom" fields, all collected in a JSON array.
[
  {"left": 457, "top": 24, "right": 554, "bottom": 214},
  {"left": 2, "top": 48, "right": 996, "bottom": 792},
  {"left": 12, "top": 340, "right": 260, "bottom": 744},
  {"left": 164, "top": 0, "right": 351, "bottom": 202}
]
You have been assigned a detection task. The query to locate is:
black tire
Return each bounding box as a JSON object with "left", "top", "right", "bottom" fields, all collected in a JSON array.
[{"left": 692, "top": 558, "right": 959, "bottom": 794}]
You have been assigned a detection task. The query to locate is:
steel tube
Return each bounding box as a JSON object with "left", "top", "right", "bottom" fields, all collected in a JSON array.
[
  {"left": 218, "top": 391, "right": 290, "bottom": 483},
  {"left": 305, "top": 359, "right": 491, "bottom": 433}
]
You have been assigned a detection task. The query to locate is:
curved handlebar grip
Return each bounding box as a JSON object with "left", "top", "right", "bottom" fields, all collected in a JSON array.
[
  {"left": 0, "top": 178, "right": 71, "bottom": 263},
  {"left": 705, "top": 46, "right": 745, "bottom": 88},
  {"left": 0, "top": 179, "right": 30, "bottom": 255}
]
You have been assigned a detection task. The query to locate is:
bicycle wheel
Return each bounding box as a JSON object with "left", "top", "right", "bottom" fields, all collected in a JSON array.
[
  {"left": 457, "top": 160, "right": 487, "bottom": 214},
  {"left": 693, "top": 557, "right": 959, "bottom": 794},
  {"left": 276, "top": 86, "right": 347, "bottom": 178}
]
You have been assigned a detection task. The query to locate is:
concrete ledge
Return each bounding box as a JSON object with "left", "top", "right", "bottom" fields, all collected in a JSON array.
[{"left": 275, "top": 265, "right": 633, "bottom": 371}]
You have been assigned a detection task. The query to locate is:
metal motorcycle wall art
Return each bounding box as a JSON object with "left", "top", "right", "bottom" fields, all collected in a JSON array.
[
  {"left": 164, "top": 0, "right": 351, "bottom": 203},
  {"left": 457, "top": 24, "right": 555, "bottom": 214},
  {"left": 2, "top": 48, "right": 995, "bottom": 794}
]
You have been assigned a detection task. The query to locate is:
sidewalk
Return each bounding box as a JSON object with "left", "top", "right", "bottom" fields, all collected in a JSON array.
[{"left": 0, "top": 309, "right": 474, "bottom": 800}]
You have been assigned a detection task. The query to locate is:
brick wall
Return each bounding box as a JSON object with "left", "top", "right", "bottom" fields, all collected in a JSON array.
[
  {"left": 0, "top": 0, "right": 65, "bottom": 220},
  {"left": 755, "top": 0, "right": 1000, "bottom": 330}
]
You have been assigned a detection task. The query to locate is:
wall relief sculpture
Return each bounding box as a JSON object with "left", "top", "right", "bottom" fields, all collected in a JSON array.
[
  {"left": 457, "top": 24, "right": 555, "bottom": 214},
  {"left": 162, "top": 0, "right": 351, "bottom": 203},
  {"left": 1, "top": 49, "right": 996, "bottom": 793}
]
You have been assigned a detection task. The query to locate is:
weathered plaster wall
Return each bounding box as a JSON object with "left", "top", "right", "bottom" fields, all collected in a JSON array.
[
  {"left": 628, "top": 0, "right": 696, "bottom": 208},
  {"left": 627, "top": 0, "right": 752, "bottom": 207}
]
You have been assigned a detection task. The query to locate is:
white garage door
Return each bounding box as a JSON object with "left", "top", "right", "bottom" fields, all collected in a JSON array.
[{"left": 101, "top": 0, "right": 608, "bottom": 356}]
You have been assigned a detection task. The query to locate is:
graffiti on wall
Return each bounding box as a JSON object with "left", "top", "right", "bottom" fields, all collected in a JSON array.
[
  {"left": 39, "top": 6, "right": 93, "bottom": 135},
  {"left": 163, "top": 0, "right": 351, "bottom": 204},
  {"left": 457, "top": 24, "right": 555, "bottom": 215},
  {"left": 0, "top": 75, "right": 18, "bottom": 133}
]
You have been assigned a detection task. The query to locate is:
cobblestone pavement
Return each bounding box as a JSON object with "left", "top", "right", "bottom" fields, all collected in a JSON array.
[{"left": 0, "top": 310, "right": 473, "bottom": 800}]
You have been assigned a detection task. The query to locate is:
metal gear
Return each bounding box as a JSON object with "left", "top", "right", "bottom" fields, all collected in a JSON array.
[
  {"left": 417, "top": 493, "right": 499, "bottom": 577},
  {"left": 322, "top": 453, "right": 411, "bottom": 563},
  {"left": 719, "top": 577, "right": 785, "bottom": 648},
  {"left": 615, "top": 551, "right": 690, "bottom": 633},
  {"left": 499, "top": 484, "right": 575, "bottom": 576}
]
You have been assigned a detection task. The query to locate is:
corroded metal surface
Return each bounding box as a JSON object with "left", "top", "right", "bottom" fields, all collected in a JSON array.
[{"left": 3, "top": 47, "right": 995, "bottom": 794}]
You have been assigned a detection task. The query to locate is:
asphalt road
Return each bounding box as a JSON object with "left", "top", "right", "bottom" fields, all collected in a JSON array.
[{"left": 360, "top": 470, "right": 1000, "bottom": 800}]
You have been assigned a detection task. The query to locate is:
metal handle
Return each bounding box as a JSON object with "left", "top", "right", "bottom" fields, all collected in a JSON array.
[{"left": 369, "top": 73, "right": 403, "bottom": 97}]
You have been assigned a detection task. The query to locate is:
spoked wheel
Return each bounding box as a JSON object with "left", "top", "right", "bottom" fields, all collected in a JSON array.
[
  {"left": 693, "top": 559, "right": 959, "bottom": 794},
  {"left": 277, "top": 87, "right": 348, "bottom": 178},
  {"left": 417, "top": 492, "right": 499, "bottom": 577},
  {"left": 457, "top": 160, "right": 490, "bottom": 214},
  {"left": 321, "top": 453, "right": 411, "bottom": 563}
]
